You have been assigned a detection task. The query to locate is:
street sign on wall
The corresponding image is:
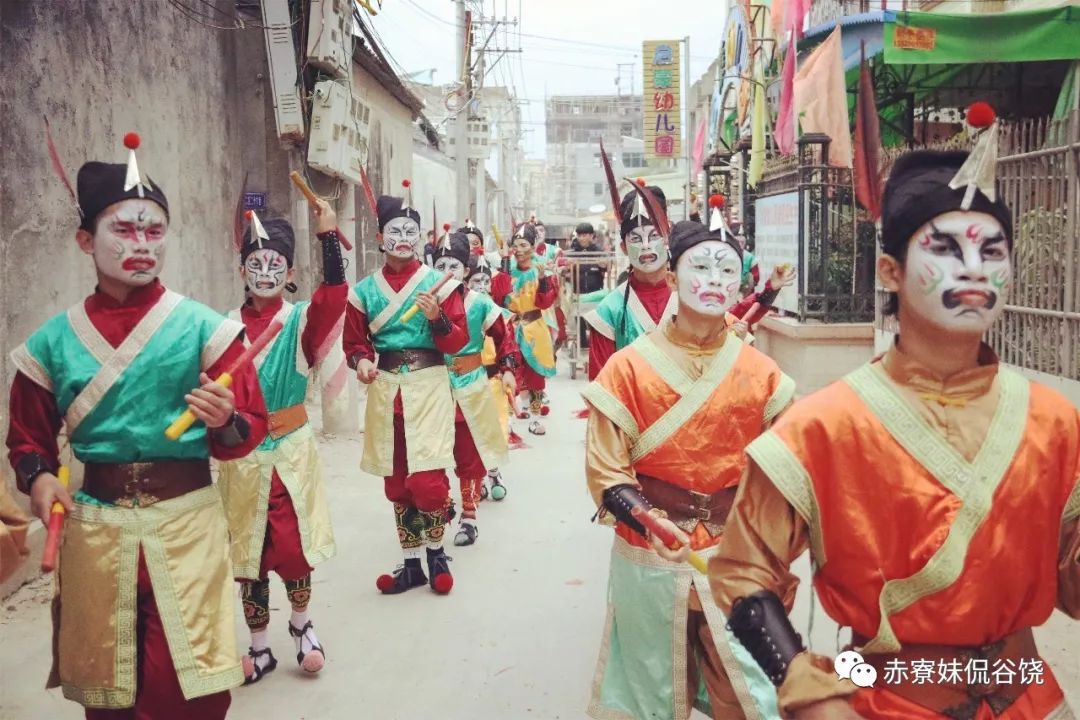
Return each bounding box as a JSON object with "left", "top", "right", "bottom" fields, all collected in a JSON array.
[
  {"left": 643, "top": 40, "right": 681, "bottom": 162},
  {"left": 754, "top": 192, "right": 802, "bottom": 314}
]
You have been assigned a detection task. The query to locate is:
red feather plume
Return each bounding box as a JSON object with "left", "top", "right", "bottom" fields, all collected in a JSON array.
[
  {"left": 233, "top": 171, "right": 250, "bottom": 252},
  {"left": 359, "top": 166, "right": 378, "bottom": 216},
  {"left": 599, "top": 139, "right": 623, "bottom": 225},
  {"left": 43, "top": 116, "right": 80, "bottom": 214},
  {"left": 623, "top": 177, "right": 670, "bottom": 238}
]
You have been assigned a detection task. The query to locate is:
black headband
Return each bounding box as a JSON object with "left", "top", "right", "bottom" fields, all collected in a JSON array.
[{"left": 667, "top": 220, "right": 742, "bottom": 270}]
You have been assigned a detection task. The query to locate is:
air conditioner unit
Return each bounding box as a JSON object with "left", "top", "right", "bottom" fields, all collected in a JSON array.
[
  {"left": 306, "top": 0, "right": 352, "bottom": 78},
  {"left": 307, "top": 80, "right": 371, "bottom": 184},
  {"left": 260, "top": 0, "right": 305, "bottom": 142}
]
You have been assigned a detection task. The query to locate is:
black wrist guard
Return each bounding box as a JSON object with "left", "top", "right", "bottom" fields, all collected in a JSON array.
[
  {"left": 757, "top": 285, "right": 780, "bottom": 307},
  {"left": 601, "top": 484, "right": 653, "bottom": 537},
  {"left": 15, "top": 452, "right": 54, "bottom": 494},
  {"left": 430, "top": 310, "right": 453, "bottom": 336},
  {"left": 538, "top": 276, "right": 551, "bottom": 293},
  {"left": 501, "top": 355, "right": 519, "bottom": 372},
  {"left": 726, "top": 590, "right": 805, "bottom": 686},
  {"left": 320, "top": 230, "right": 346, "bottom": 285},
  {"left": 501, "top": 257, "right": 511, "bottom": 273},
  {"left": 212, "top": 411, "right": 250, "bottom": 449}
]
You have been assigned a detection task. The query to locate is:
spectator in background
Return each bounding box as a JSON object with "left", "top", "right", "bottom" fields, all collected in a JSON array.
[{"left": 567, "top": 222, "right": 608, "bottom": 349}]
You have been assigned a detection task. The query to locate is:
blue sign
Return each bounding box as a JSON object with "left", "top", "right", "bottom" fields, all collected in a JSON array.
[
  {"left": 653, "top": 44, "right": 673, "bottom": 65},
  {"left": 243, "top": 192, "right": 267, "bottom": 210}
]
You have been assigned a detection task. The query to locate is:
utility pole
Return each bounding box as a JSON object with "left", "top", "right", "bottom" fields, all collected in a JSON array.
[
  {"left": 454, "top": 0, "right": 471, "bottom": 224},
  {"left": 474, "top": 49, "right": 487, "bottom": 229}
]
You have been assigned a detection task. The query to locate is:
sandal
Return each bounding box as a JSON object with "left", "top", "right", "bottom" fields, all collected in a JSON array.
[
  {"left": 242, "top": 647, "right": 278, "bottom": 685},
  {"left": 288, "top": 620, "right": 325, "bottom": 674},
  {"left": 528, "top": 420, "right": 546, "bottom": 436}
]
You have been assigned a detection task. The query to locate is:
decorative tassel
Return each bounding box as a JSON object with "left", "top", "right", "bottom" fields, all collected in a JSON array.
[
  {"left": 123, "top": 132, "right": 144, "bottom": 197},
  {"left": 708, "top": 194, "right": 728, "bottom": 233},
  {"left": 949, "top": 101, "right": 1000, "bottom": 211},
  {"left": 441, "top": 223, "right": 452, "bottom": 250},
  {"left": 401, "top": 179, "right": 412, "bottom": 212},
  {"left": 246, "top": 210, "right": 269, "bottom": 248}
]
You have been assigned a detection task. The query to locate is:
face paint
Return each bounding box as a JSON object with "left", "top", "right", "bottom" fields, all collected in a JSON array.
[
  {"left": 382, "top": 216, "right": 421, "bottom": 258},
  {"left": 433, "top": 256, "right": 466, "bottom": 281},
  {"left": 901, "top": 210, "right": 1010, "bottom": 334},
  {"left": 676, "top": 240, "right": 742, "bottom": 316},
  {"left": 468, "top": 273, "right": 492, "bottom": 295},
  {"left": 535, "top": 225, "right": 546, "bottom": 244},
  {"left": 92, "top": 199, "right": 168, "bottom": 286},
  {"left": 512, "top": 238, "right": 534, "bottom": 266},
  {"left": 243, "top": 248, "right": 289, "bottom": 298},
  {"left": 466, "top": 233, "right": 482, "bottom": 249},
  {"left": 625, "top": 225, "right": 668, "bottom": 273}
]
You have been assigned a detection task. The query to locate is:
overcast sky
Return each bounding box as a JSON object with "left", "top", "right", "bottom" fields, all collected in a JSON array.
[{"left": 365, "top": 0, "right": 729, "bottom": 158}]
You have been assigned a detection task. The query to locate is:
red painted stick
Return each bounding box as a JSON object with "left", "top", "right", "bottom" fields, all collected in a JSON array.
[
  {"left": 630, "top": 506, "right": 709, "bottom": 574},
  {"left": 41, "top": 465, "right": 70, "bottom": 573}
]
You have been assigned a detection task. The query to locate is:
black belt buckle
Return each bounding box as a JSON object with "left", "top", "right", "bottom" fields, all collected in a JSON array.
[{"left": 688, "top": 489, "right": 712, "bottom": 521}]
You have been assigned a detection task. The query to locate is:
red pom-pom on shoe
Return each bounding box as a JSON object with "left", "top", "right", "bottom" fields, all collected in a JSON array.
[
  {"left": 539, "top": 405, "right": 550, "bottom": 417},
  {"left": 375, "top": 574, "right": 395, "bottom": 592},
  {"left": 123, "top": 132, "right": 141, "bottom": 150},
  {"left": 966, "top": 102, "right": 996, "bottom": 129},
  {"left": 401, "top": 179, "right": 411, "bottom": 188},
  {"left": 432, "top": 573, "right": 454, "bottom": 594},
  {"left": 708, "top": 194, "right": 725, "bottom": 209}
]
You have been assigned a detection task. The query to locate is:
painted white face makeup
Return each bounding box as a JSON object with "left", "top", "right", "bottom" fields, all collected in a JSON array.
[
  {"left": 902, "top": 210, "right": 1010, "bottom": 334},
  {"left": 382, "top": 216, "right": 421, "bottom": 259},
  {"left": 243, "top": 248, "right": 289, "bottom": 298},
  {"left": 434, "top": 256, "right": 466, "bottom": 281},
  {"left": 535, "top": 225, "right": 546, "bottom": 244},
  {"left": 676, "top": 240, "right": 743, "bottom": 316},
  {"left": 468, "top": 273, "right": 492, "bottom": 295},
  {"left": 92, "top": 199, "right": 168, "bottom": 286},
  {"left": 626, "top": 224, "right": 669, "bottom": 273},
  {"left": 512, "top": 238, "right": 534, "bottom": 265}
]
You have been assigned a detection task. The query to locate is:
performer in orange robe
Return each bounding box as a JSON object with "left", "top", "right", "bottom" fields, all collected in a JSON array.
[
  {"left": 583, "top": 219, "right": 795, "bottom": 720},
  {"left": 712, "top": 144, "right": 1080, "bottom": 719}
]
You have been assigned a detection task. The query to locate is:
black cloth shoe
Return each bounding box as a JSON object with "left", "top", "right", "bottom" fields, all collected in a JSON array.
[
  {"left": 376, "top": 558, "right": 427, "bottom": 595},
  {"left": 426, "top": 547, "right": 454, "bottom": 594}
]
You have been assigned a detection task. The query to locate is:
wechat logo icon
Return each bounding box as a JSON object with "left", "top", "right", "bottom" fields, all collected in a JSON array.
[{"left": 835, "top": 650, "right": 877, "bottom": 689}]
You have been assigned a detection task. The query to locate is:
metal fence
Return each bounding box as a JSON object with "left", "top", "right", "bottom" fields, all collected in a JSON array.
[{"left": 874, "top": 111, "right": 1080, "bottom": 380}]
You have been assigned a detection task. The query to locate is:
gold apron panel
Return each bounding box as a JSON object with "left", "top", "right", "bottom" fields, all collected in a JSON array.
[
  {"left": 361, "top": 365, "right": 456, "bottom": 477},
  {"left": 57, "top": 487, "right": 243, "bottom": 708},
  {"left": 488, "top": 376, "right": 510, "bottom": 442},
  {"left": 453, "top": 377, "right": 509, "bottom": 470},
  {"left": 217, "top": 423, "right": 337, "bottom": 579}
]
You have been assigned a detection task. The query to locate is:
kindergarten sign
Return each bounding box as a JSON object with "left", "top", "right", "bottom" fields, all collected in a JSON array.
[{"left": 643, "top": 40, "right": 681, "bottom": 162}]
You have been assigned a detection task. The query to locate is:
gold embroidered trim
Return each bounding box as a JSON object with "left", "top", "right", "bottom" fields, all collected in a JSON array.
[
  {"left": 65, "top": 290, "right": 183, "bottom": 434},
  {"left": 764, "top": 373, "right": 797, "bottom": 424},
  {"left": 436, "top": 277, "right": 461, "bottom": 302},
  {"left": 250, "top": 302, "right": 293, "bottom": 371},
  {"left": 452, "top": 377, "right": 509, "bottom": 469},
  {"left": 482, "top": 303, "right": 502, "bottom": 332},
  {"left": 370, "top": 265, "right": 430, "bottom": 334},
  {"left": 746, "top": 432, "right": 827, "bottom": 566},
  {"left": 695, "top": 575, "right": 765, "bottom": 720},
  {"left": 845, "top": 363, "right": 1029, "bottom": 653},
  {"left": 626, "top": 287, "right": 659, "bottom": 334},
  {"left": 464, "top": 289, "right": 479, "bottom": 315},
  {"left": 141, "top": 532, "right": 244, "bottom": 699},
  {"left": 629, "top": 336, "right": 744, "bottom": 464},
  {"left": 584, "top": 307, "right": 615, "bottom": 340},
  {"left": 218, "top": 454, "right": 274, "bottom": 580},
  {"left": 9, "top": 343, "right": 53, "bottom": 392},
  {"left": 632, "top": 334, "right": 694, "bottom": 395},
  {"left": 581, "top": 383, "right": 641, "bottom": 444},
  {"left": 672, "top": 572, "right": 692, "bottom": 720},
  {"left": 202, "top": 317, "right": 244, "bottom": 372},
  {"left": 67, "top": 302, "right": 113, "bottom": 365},
  {"left": 347, "top": 285, "right": 365, "bottom": 313},
  {"left": 586, "top": 601, "right": 637, "bottom": 720}
]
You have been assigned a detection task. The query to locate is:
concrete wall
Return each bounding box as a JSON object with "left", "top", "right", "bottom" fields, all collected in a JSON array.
[
  {"left": 412, "top": 143, "right": 459, "bottom": 233},
  {"left": 754, "top": 317, "right": 876, "bottom": 396}
]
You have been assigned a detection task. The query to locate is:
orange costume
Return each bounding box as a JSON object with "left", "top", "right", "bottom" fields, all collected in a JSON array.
[
  {"left": 584, "top": 318, "right": 795, "bottom": 720},
  {"left": 711, "top": 345, "right": 1080, "bottom": 719}
]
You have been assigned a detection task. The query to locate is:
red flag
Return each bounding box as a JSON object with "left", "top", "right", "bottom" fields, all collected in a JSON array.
[
  {"left": 853, "top": 47, "right": 883, "bottom": 220},
  {"left": 775, "top": 40, "right": 796, "bottom": 156}
]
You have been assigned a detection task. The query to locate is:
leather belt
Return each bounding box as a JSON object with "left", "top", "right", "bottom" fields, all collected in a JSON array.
[
  {"left": 519, "top": 309, "right": 543, "bottom": 323},
  {"left": 377, "top": 348, "right": 444, "bottom": 374},
  {"left": 268, "top": 403, "right": 308, "bottom": 440},
  {"left": 637, "top": 474, "right": 737, "bottom": 535},
  {"left": 849, "top": 627, "right": 1037, "bottom": 719},
  {"left": 450, "top": 353, "right": 484, "bottom": 376},
  {"left": 84, "top": 460, "right": 212, "bottom": 508}
]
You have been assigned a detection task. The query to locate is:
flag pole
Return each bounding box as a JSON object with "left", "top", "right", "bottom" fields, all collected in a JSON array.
[{"left": 683, "top": 35, "right": 692, "bottom": 220}]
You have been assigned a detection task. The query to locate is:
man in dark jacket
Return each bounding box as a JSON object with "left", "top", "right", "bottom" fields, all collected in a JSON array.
[{"left": 567, "top": 222, "right": 608, "bottom": 349}]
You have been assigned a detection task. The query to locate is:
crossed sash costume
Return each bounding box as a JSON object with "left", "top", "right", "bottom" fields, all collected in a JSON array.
[
  {"left": 583, "top": 318, "right": 795, "bottom": 720},
  {"left": 8, "top": 281, "right": 268, "bottom": 717}
]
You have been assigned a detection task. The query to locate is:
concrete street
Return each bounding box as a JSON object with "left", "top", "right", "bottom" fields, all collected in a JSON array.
[{"left": 2, "top": 363, "right": 1078, "bottom": 719}]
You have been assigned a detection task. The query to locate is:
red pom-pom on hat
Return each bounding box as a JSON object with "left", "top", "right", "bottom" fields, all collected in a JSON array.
[
  {"left": 966, "top": 102, "right": 996, "bottom": 129},
  {"left": 443, "top": 223, "right": 451, "bottom": 231},
  {"left": 245, "top": 210, "right": 254, "bottom": 221},
  {"left": 635, "top": 177, "right": 646, "bottom": 187},
  {"left": 709, "top": 194, "right": 725, "bottom": 209},
  {"left": 402, "top": 179, "right": 411, "bottom": 188},
  {"left": 123, "top": 132, "right": 141, "bottom": 150}
]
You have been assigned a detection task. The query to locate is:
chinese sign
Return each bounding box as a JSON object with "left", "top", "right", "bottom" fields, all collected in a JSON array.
[
  {"left": 243, "top": 192, "right": 267, "bottom": 210},
  {"left": 893, "top": 25, "right": 937, "bottom": 51},
  {"left": 643, "top": 40, "right": 681, "bottom": 162}
]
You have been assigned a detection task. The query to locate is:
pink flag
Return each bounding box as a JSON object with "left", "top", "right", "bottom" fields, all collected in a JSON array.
[
  {"left": 691, "top": 117, "right": 707, "bottom": 178},
  {"left": 770, "top": 0, "right": 787, "bottom": 41},
  {"left": 774, "top": 40, "right": 796, "bottom": 156},
  {"left": 793, "top": 26, "right": 852, "bottom": 168},
  {"left": 787, "top": 0, "right": 808, "bottom": 39}
]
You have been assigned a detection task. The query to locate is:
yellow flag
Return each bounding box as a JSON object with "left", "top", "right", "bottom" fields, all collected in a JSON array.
[{"left": 748, "top": 71, "right": 766, "bottom": 188}]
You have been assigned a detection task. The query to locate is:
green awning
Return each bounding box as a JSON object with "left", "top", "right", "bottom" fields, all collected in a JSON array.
[{"left": 884, "top": 7, "right": 1080, "bottom": 65}]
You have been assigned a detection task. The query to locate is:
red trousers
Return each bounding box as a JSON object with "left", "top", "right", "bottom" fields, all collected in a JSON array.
[
  {"left": 256, "top": 471, "right": 313, "bottom": 581},
  {"left": 383, "top": 412, "right": 450, "bottom": 512},
  {"left": 85, "top": 552, "right": 231, "bottom": 720},
  {"left": 454, "top": 418, "right": 486, "bottom": 520},
  {"left": 521, "top": 365, "right": 547, "bottom": 392}
]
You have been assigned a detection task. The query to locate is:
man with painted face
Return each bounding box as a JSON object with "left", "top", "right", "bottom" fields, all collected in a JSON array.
[
  {"left": 711, "top": 146, "right": 1080, "bottom": 720},
  {"left": 585, "top": 189, "right": 789, "bottom": 381},
  {"left": 492, "top": 223, "right": 559, "bottom": 435},
  {"left": 6, "top": 141, "right": 269, "bottom": 719},
  {"left": 581, "top": 219, "right": 795, "bottom": 720},
  {"left": 343, "top": 180, "right": 469, "bottom": 595},
  {"left": 216, "top": 204, "right": 345, "bottom": 684},
  {"left": 432, "top": 233, "right": 520, "bottom": 545}
]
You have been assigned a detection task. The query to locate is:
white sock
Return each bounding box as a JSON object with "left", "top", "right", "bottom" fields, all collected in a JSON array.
[
  {"left": 404, "top": 547, "right": 423, "bottom": 561},
  {"left": 291, "top": 613, "right": 319, "bottom": 656},
  {"left": 427, "top": 538, "right": 443, "bottom": 551},
  {"left": 251, "top": 628, "right": 270, "bottom": 652},
  {"left": 290, "top": 609, "right": 309, "bottom": 631}
]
